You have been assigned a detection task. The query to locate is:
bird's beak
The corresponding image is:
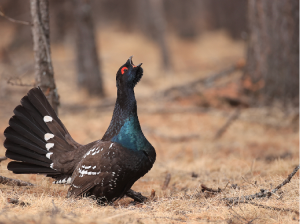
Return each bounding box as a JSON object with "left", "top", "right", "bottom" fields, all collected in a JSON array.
[
  {"left": 128, "top": 56, "right": 133, "bottom": 64},
  {"left": 128, "top": 56, "right": 142, "bottom": 68}
]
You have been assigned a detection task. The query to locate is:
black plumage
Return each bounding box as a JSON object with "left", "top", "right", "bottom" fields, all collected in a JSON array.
[{"left": 3, "top": 56, "right": 156, "bottom": 203}]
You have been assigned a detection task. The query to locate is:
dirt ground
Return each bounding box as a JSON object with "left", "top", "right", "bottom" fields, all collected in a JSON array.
[{"left": 0, "top": 27, "right": 299, "bottom": 224}]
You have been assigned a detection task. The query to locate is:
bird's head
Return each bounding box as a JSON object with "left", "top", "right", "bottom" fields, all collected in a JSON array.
[{"left": 116, "top": 56, "right": 143, "bottom": 89}]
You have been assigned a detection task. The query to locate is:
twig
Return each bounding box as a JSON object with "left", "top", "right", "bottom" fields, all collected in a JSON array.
[
  {"left": 7, "top": 198, "right": 30, "bottom": 206},
  {"left": 7, "top": 77, "right": 34, "bottom": 87},
  {"left": 158, "top": 133, "right": 199, "bottom": 142},
  {"left": 243, "top": 201, "right": 299, "bottom": 215},
  {"left": 223, "top": 165, "right": 299, "bottom": 204},
  {"left": 0, "top": 175, "right": 34, "bottom": 186},
  {"left": 51, "top": 200, "right": 60, "bottom": 215},
  {"left": 214, "top": 107, "right": 241, "bottom": 139},
  {"left": 0, "top": 157, "right": 7, "bottom": 162},
  {"left": 201, "top": 184, "right": 222, "bottom": 193},
  {"left": 160, "top": 62, "right": 244, "bottom": 99},
  {"left": 0, "top": 8, "right": 31, "bottom": 26},
  {"left": 150, "top": 189, "right": 156, "bottom": 200},
  {"left": 162, "top": 173, "right": 171, "bottom": 190},
  {"left": 144, "top": 127, "right": 200, "bottom": 142},
  {"left": 273, "top": 165, "right": 299, "bottom": 192},
  {"left": 125, "top": 189, "right": 148, "bottom": 203}
]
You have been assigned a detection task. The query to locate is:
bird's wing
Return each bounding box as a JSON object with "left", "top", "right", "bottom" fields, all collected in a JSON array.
[{"left": 67, "top": 142, "right": 128, "bottom": 198}]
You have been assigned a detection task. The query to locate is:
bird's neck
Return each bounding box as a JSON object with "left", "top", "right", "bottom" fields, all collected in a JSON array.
[{"left": 102, "top": 87, "right": 148, "bottom": 151}]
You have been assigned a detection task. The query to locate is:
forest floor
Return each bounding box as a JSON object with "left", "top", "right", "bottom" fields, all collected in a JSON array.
[{"left": 0, "top": 26, "right": 299, "bottom": 224}]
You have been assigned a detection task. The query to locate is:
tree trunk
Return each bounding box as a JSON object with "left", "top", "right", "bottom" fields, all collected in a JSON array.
[
  {"left": 49, "top": 0, "right": 72, "bottom": 43},
  {"left": 244, "top": 0, "right": 299, "bottom": 105},
  {"left": 30, "top": 0, "right": 59, "bottom": 114},
  {"left": 73, "top": 0, "right": 104, "bottom": 97},
  {"left": 138, "top": 0, "right": 171, "bottom": 71},
  {"left": 172, "top": 0, "right": 200, "bottom": 39},
  {"left": 206, "top": 0, "right": 248, "bottom": 39},
  {"left": 149, "top": 0, "right": 171, "bottom": 71}
]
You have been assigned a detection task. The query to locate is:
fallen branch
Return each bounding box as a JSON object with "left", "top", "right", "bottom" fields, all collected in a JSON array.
[
  {"left": 201, "top": 184, "right": 222, "bottom": 193},
  {"left": 125, "top": 189, "right": 148, "bottom": 203},
  {"left": 162, "top": 173, "right": 171, "bottom": 190},
  {"left": 0, "top": 8, "right": 31, "bottom": 26},
  {"left": 159, "top": 61, "right": 245, "bottom": 99},
  {"left": 243, "top": 201, "right": 299, "bottom": 215},
  {"left": 144, "top": 127, "right": 200, "bottom": 142},
  {"left": 7, "top": 77, "right": 34, "bottom": 87},
  {"left": 223, "top": 165, "right": 299, "bottom": 205},
  {"left": 7, "top": 198, "right": 30, "bottom": 206},
  {"left": 158, "top": 133, "right": 199, "bottom": 142},
  {"left": 0, "top": 175, "right": 34, "bottom": 186},
  {"left": 214, "top": 107, "right": 241, "bottom": 139}
]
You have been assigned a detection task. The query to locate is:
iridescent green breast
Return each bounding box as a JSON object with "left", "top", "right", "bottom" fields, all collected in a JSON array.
[{"left": 111, "top": 116, "right": 150, "bottom": 151}]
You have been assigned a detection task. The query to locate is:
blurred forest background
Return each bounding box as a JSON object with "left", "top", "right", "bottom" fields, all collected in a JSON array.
[{"left": 0, "top": 0, "right": 299, "bottom": 223}]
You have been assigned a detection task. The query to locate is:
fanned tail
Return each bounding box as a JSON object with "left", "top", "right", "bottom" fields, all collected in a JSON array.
[{"left": 4, "top": 87, "right": 82, "bottom": 183}]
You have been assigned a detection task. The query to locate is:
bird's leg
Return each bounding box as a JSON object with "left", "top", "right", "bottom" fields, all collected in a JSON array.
[{"left": 125, "top": 189, "right": 148, "bottom": 203}]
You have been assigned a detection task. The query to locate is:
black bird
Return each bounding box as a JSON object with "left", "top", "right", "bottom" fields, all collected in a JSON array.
[{"left": 3, "top": 56, "right": 156, "bottom": 203}]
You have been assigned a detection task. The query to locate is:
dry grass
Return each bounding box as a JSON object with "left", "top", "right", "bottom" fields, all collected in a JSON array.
[{"left": 0, "top": 28, "right": 299, "bottom": 224}]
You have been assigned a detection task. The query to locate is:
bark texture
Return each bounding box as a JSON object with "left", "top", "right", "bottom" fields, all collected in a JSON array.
[
  {"left": 206, "top": 0, "right": 248, "bottom": 39},
  {"left": 245, "top": 0, "right": 299, "bottom": 105},
  {"left": 173, "top": 0, "right": 203, "bottom": 39},
  {"left": 74, "top": 0, "right": 104, "bottom": 97},
  {"left": 138, "top": 0, "right": 171, "bottom": 71},
  {"left": 30, "top": 0, "right": 59, "bottom": 114}
]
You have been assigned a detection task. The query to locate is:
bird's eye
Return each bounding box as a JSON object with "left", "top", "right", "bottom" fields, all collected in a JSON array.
[{"left": 121, "top": 67, "right": 128, "bottom": 75}]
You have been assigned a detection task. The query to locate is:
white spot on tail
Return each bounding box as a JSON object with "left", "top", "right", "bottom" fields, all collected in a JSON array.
[
  {"left": 109, "top": 143, "right": 113, "bottom": 149},
  {"left": 46, "top": 143, "right": 54, "bottom": 150},
  {"left": 50, "top": 163, "right": 54, "bottom": 169},
  {"left": 66, "top": 177, "right": 72, "bottom": 184},
  {"left": 44, "top": 133, "right": 54, "bottom": 141},
  {"left": 43, "top": 116, "right": 53, "bottom": 122},
  {"left": 59, "top": 177, "right": 72, "bottom": 184},
  {"left": 46, "top": 152, "right": 53, "bottom": 159},
  {"left": 60, "top": 178, "right": 66, "bottom": 184}
]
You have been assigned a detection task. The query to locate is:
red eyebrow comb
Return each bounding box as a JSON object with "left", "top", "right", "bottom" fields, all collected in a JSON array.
[{"left": 121, "top": 67, "right": 128, "bottom": 75}]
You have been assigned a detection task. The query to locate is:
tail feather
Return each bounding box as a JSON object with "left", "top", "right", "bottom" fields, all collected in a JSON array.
[
  {"left": 7, "top": 162, "right": 59, "bottom": 174},
  {"left": 9, "top": 116, "right": 46, "bottom": 149},
  {"left": 4, "top": 139, "right": 51, "bottom": 164},
  {"left": 4, "top": 127, "right": 47, "bottom": 154},
  {"left": 4, "top": 87, "right": 82, "bottom": 179},
  {"left": 45, "top": 118, "right": 70, "bottom": 141},
  {"left": 27, "top": 88, "right": 67, "bottom": 133},
  {"left": 6, "top": 151, "right": 51, "bottom": 168},
  {"left": 13, "top": 105, "right": 45, "bottom": 139},
  {"left": 47, "top": 135, "right": 71, "bottom": 153},
  {"left": 21, "top": 96, "right": 51, "bottom": 133}
]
